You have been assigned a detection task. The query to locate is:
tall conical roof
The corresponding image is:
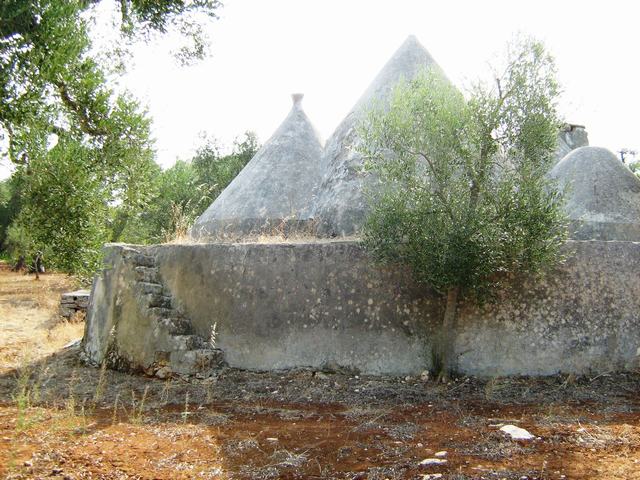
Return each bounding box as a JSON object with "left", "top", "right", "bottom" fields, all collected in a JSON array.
[
  {"left": 550, "top": 146, "right": 640, "bottom": 241},
  {"left": 309, "top": 35, "right": 448, "bottom": 236},
  {"left": 190, "top": 94, "right": 324, "bottom": 240}
]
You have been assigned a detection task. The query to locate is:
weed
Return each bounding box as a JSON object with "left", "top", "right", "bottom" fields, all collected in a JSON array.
[
  {"left": 209, "top": 322, "right": 218, "bottom": 348},
  {"left": 182, "top": 391, "right": 190, "bottom": 424},
  {"left": 112, "top": 392, "right": 120, "bottom": 425},
  {"left": 93, "top": 361, "right": 108, "bottom": 403},
  {"left": 64, "top": 369, "right": 78, "bottom": 417},
  {"left": 130, "top": 386, "right": 149, "bottom": 425},
  {"left": 160, "top": 378, "right": 172, "bottom": 405},
  {"left": 13, "top": 360, "right": 33, "bottom": 430}
]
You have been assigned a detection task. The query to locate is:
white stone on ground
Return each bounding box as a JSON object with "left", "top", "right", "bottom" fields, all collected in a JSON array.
[
  {"left": 500, "top": 424, "right": 535, "bottom": 440},
  {"left": 419, "top": 458, "right": 447, "bottom": 466}
]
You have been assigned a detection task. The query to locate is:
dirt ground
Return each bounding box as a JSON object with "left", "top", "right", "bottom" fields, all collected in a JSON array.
[{"left": 0, "top": 266, "right": 639, "bottom": 479}]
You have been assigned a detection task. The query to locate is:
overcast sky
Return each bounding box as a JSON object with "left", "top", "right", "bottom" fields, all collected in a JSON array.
[{"left": 1, "top": 0, "right": 638, "bottom": 179}]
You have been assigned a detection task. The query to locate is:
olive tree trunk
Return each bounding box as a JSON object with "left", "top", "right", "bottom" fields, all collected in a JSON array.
[{"left": 436, "top": 285, "right": 460, "bottom": 382}]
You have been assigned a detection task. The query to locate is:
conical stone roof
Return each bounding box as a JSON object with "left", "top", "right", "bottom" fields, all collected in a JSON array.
[
  {"left": 550, "top": 146, "right": 640, "bottom": 241},
  {"left": 309, "top": 35, "right": 448, "bottom": 236},
  {"left": 190, "top": 94, "right": 324, "bottom": 240}
]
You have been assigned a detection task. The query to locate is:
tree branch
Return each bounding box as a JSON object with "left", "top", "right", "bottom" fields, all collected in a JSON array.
[{"left": 53, "top": 79, "right": 108, "bottom": 136}]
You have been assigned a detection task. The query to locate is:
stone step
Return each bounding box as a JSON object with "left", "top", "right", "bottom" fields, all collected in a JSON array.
[
  {"left": 132, "top": 253, "right": 156, "bottom": 267},
  {"left": 168, "top": 334, "right": 206, "bottom": 351},
  {"left": 137, "top": 282, "right": 164, "bottom": 295},
  {"left": 148, "top": 307, "right": 173, "bottom": 319},
  {"left": 168, "top": 348, "right": 226, "bottom": 375},
  {"left": 155, "top": 315, "right": 193, "bottom": 335},
  {"left": 134, "top": 266, "right": 159, "bottom": 283},
  {"left": 143, "top": 294, "right": 172, "bottom": 309}
]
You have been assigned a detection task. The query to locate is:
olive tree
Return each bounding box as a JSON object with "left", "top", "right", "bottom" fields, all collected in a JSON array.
[{"left": 360, "top": 39, "right": 568, "bottom": 380}]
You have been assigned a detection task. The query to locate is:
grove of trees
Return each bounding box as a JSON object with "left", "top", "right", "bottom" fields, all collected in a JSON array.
[{"left": 0, "top": 1, "right": 261, "bottom": 277}]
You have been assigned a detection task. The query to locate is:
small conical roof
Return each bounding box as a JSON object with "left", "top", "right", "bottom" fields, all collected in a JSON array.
[
  {"left": 550, "top": 146, "right": 640, "bottom": 241},
  {"left": 310, "top": 35, "right": 448, "bottom": 236},
  {"left": 190, "top": 94, "right": 324, "bottom": 240}
]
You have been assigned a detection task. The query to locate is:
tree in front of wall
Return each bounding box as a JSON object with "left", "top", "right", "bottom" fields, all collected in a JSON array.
[{"left": 360, "top": 38, "right": 568, "bottom": 381}]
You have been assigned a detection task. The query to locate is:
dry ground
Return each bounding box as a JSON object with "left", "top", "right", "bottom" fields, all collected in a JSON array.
[{"left": 0, "top": 265, "right": 639, "bottom": 479}]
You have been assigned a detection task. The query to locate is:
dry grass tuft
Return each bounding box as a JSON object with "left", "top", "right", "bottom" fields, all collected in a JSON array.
[{"left": 166, "top": 217, "right": 360, "bottom": 246}]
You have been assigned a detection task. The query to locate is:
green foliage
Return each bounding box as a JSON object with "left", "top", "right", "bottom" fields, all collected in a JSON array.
[
  {"left": 361, "top": 39, "right": 567, "bottom": 300},
  {"left": 192, "top": 132, "right": 260, "bottom": 213},
  {"left": 0, "top": 179, "right": 17, "bottom": 249},
  {"left": 4, "top": 222, "right": 36, "bottom": 263},
  {"left": 0, "top": 0, "right": 219, "bottom": 274},
  {"left": 360, "top": 38, "right": 567, "bottom": 376},
  {"left": 140, "top": 160, "right": 199, "bottom": 243},
  {"left": 134, "top": 132, "right": 260, "bottom": 243},
  {"left": 17, "top": 137, "right": 107, "bottom": 274}
]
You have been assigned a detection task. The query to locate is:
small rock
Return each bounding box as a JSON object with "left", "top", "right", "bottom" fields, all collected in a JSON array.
[
  {"left": 420, "top": 475, "right": 443, "bottom": 480},
  {"left": 500, "top": 425, "right": 535, "bottom": 440},
  {"left": 23, "top": 460, "right": 32, "bottom": 467},
  {"left": 420, "top": 370, "right": 430, "bottom": 381},
  {"left": 266, "top": 437, "right": 278, "bottom": 442},
  {"left": 419, "top": 458, "right": 447, "bottom": 466},
  {"left": 434, "top": 450, "right": 447, "bottom": 457},
  {"left": 155, "top": 366, "right": 172, "bottom": 379},
  {"left": 52, "top": 467, "right": 63, "bottom": 474}
]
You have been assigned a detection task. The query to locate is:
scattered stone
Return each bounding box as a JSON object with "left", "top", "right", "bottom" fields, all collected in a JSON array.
[
  {"left": 419, "top": 458, "right": 447, "bottom": 466},
  {"left": 266, "top": 437, "right": 278, "bottom": 442},
  {"left": 23, "top": 460, "right": 32, "bottom": 467},
  {"left": 420, "top": 475, "right": 443, "bottom": 480},
  {"left": 52, "top": 467, "right": 63, "bottom": 474},
  {"left": 420, "top": 370, "right": 430, "bottom": 381},
  {"left": 434, "top": 450, "right": 447, "bottom": 457},
  {"left": 500, "top": 425, "right": 535, "bottom": 440}
]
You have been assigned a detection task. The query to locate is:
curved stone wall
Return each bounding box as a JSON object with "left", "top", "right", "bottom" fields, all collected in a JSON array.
[{"left": 83, "top": 240, "right": 640, "bottom": 376}]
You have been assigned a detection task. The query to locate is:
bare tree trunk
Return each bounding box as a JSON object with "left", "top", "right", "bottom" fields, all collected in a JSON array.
[
  {"left": 436, "top": 285, "right": 460, "bottom": 383},
  {"left": 33, "top": 252, "right": 42, "bottom": 281}
]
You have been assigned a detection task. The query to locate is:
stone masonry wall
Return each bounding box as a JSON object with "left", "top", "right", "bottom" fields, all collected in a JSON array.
[{"left": 82, "top": 240, "right": 640, "bottom": 376}]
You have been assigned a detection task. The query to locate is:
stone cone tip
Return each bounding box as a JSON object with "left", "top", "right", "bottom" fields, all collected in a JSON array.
[{"left": 292, "top": 93, "right": 304, "bottom": 107}]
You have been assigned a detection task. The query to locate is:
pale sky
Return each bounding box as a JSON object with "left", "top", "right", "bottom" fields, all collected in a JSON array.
[{"left": 1, "top": 0, "right": 639, "bottom": 178}]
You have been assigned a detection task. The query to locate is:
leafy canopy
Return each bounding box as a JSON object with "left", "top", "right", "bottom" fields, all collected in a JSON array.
[
  {"left": 360, "top": 38, "right": 567, "bottom": 300},
  {"left": 0, "top": 0, "right": 220, "bottom": 274},
  {"left": 131, "top": 132, "right": 260, "bottom": 244}
]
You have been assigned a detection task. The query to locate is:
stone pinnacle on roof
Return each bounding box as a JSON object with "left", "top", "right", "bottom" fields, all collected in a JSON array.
[
  {"left": 308, "top": 35, "right": 449, "bottom": 237},
  {"left": 550, "top": 146, "right": 640, "bottom": 241},
  {"left": 190, "top": 94, "right": 325, "bottom": 240},
  {"left": 555, "top": 124, "right": 589, "bottom": 164}
]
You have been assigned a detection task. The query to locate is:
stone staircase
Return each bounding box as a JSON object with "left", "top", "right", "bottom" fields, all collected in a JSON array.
[{"left": 120, "top": 249, "right": 225, "bottom": 378}]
